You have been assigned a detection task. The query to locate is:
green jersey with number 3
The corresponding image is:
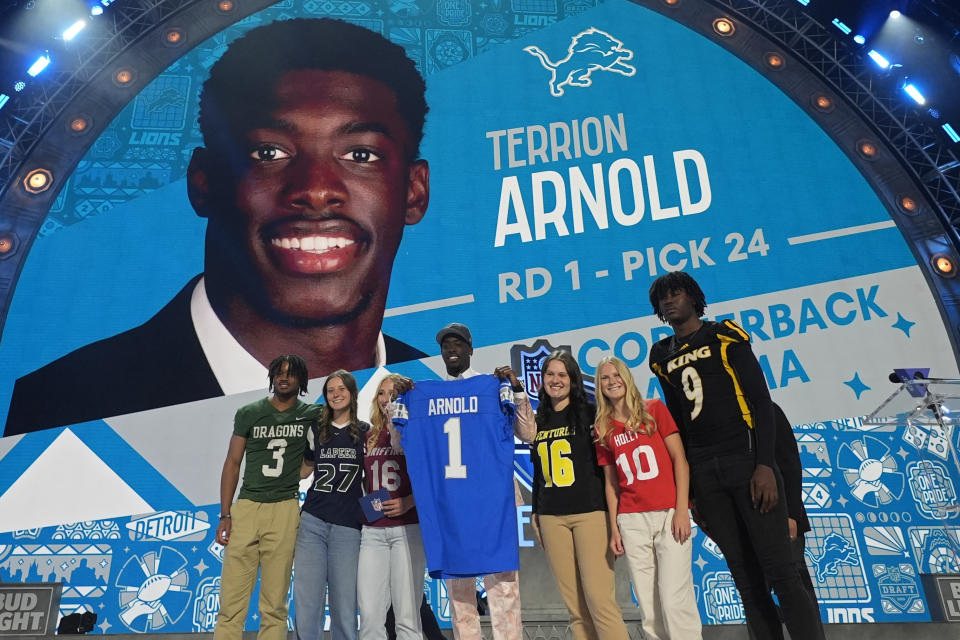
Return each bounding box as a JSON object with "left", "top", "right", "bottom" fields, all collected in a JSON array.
[{"left": 235, "top": 398, "right": 320, "bottom": 502}]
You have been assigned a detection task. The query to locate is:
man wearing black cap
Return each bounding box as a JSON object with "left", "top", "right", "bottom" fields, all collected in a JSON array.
[
  {"left": 433, "top": 322, "right": 525, "bottom": 640},
  {"left": 437, "top": 323, "right": 479, "bottom": 380}
]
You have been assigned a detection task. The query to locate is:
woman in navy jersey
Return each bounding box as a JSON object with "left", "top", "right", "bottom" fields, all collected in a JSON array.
[
  {"left": 358, "top": 373, "right": 427, "bottom": 640},
  {"left": 516, "top": 350, "right": 629, "bottom": 640},
  {"left": 294, "top": 370, "right": 367, "bottom": 640},
  {"left": 594, "top": 357, "right": 701, "bottom": 640}
]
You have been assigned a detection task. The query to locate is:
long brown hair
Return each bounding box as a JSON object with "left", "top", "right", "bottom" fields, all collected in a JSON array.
[
  {"left": 367, "top": 373, "right": 406, "bottom": 449},
  {"left": 535, "top": 350, "right": 593, "bottom": 432},
  {"left": 317, "top": 370, "right": 361, "bottom": 445},
  {"left": 594, "top": 356, "right": 656, "bottom": 449}
]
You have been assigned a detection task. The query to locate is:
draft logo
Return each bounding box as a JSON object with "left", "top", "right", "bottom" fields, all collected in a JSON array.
[
  {"left": 523, "top": 28, "right": 636, "bottom": 97},
  {"left": 873, "top": 564, "right": 924, "bottom": 614}
]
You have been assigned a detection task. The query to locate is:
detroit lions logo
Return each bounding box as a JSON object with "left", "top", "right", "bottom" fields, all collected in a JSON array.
[
  {"left": 524, "top": 28, "right": 636, "bottom": 97},
  {"left": 809, "top": 532, "right": 859, "bottom": 583}
]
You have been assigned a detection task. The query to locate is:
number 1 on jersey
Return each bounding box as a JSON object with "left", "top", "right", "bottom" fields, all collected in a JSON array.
[{"left": 444, "top": 417, "right": 467, "bottom": 479}]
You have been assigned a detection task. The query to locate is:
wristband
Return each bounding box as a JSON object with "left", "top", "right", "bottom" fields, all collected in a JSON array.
[
  {"left": 219, "top": 514, "right": 231, "bottom": 520},
  {"left": 512, "top": 383, "right": 524, "bottom": 393}
]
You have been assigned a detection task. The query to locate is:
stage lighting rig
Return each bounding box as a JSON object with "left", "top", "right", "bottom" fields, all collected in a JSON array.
[
  {"left": 62, "top": 19, "right": 86, "bottom": 41},
  {"left": 26, "top": 55, "right": 50, "bottom": 77}
]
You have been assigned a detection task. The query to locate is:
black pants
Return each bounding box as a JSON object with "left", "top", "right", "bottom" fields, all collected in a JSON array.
[
  {"left": 693, "top": 453, "right": 825, "bottom": 640},
  {"left": 746, "top": 533, "right": 825, "bottom": 640}
]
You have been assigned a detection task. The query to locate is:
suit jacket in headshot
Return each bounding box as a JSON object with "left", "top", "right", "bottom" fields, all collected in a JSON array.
[{"left": 4, "top": 276, "right": 426, "bottom": 436}]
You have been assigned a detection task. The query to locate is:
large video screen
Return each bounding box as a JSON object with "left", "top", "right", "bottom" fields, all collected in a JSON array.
[{"left": 0, "top": 0, "right": 957, "bottom": 633}]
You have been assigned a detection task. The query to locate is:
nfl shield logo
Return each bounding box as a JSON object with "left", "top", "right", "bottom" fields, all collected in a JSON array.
[{"left": 510, "top": 339, "right": 569, "bottom": 409}]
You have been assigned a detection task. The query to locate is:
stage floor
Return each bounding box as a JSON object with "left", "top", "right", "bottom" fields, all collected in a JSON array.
[{"left": 76, "top": 622, "right": 958, "bottom": 640}]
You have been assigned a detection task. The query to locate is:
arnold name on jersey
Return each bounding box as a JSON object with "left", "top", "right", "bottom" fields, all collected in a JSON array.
[
  {"left": 250, "top": 424, "right": 305, "bottom": 439},
  {"left": 428, "top": 396, "right": 479, "bottom": 415}
]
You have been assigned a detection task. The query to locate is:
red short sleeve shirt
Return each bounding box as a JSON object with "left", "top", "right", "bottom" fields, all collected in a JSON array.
[{"left": 595, "top": 399, "right": 679, "bottom": 514}]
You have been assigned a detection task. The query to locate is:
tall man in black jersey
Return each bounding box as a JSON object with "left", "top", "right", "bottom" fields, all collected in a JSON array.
[{"left": 647, "top": 272, "right": 823, "bottom": 640}]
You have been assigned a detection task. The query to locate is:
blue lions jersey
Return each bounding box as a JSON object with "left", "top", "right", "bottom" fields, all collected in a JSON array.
[{"left": 394, "top": 375, "right": 518, "bottom": 578}]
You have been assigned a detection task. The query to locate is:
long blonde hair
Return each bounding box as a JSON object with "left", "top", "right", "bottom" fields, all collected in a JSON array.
[
  {"left": 367, "top": 373, "right": 407, "bottom": 449},
  {"left": 594, "top": 356, "right": 656, "bottom": 449}
]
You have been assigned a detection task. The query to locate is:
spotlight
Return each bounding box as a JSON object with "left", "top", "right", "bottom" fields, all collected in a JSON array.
[
  {"left": 795, "top": 0, "right": 810, "bottom": 5},
  {"left": 765, "top": 53, "right": 785, "bottom": 69},
  {"left": 943, "top": 123, "right": 960, "bottom": 143},
  {"left": 903, "top": 83, "right": 925, "bottom": 105},
  {"left": 0, "top": 233, "right": 16, "bottom": 258},
  {"left": 868, "top": 49, "right": 891, "bottom": 69},
  {"left": 90, "top": 5, "right": 102, "bottom": 15},
  {"left": 931, "top": 253, "right": 957, "bottom": 277},
  {"left": 62, "top": 20, "right": 87, "bottom": 41},
  {"left": 857, "top": 140, "right": 878, "bottom": 159},
  {"left": 898, "top": 195, "right": 918, "bottom": 214},
  {"left": 217, "top": 0, "right": 235, "bottom": 12},
  {"left": 69, "top": 116, "right": 89, "bottom": 133},
  {"left": 14, "top": 81, "right": 25, "bottom": 92},
  {"left": 23, "top": 168, "right": 53, "bottom": 194},
  {"left": 812, "top": 94, "right": 834, "bottom": 112},
  {"left": 853, "top": 34, "right": 865, "bottom": 45},
  {"left": 113, "top": 68, "right": 135, "bottom": 85},
  {"left": 713, "top": 18, "right": 735, "bottom": 37},
  {"left": 831, "top": 19, "right": 852, "bottom": 35},
  {"left": 663, "top": 0, "right": 680, "bottom": 5},
  {"left": 0, "top": 94, "right": 8, "bottom": 111},
  {"left": 164, "top": 28, "right": 184, "bottom": 45},
  {"left": 890, "top": 10, "right": 901, "bottom": 19},
  {"left": 27, "top": 55, "right": 50, "bottom": 77}
]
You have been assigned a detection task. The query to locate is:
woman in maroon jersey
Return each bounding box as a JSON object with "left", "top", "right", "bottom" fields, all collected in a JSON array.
[{"left": 358, "top": 374, "right": 432, "bottom": 640}]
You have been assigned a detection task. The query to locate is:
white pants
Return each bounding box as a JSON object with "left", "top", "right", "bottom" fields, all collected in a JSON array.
[
  {"left": 357, "top": 524, "right": 427, "bottom": 640},
  {"left": 617, "top": 509, "right": 702, "bottom": 640}
]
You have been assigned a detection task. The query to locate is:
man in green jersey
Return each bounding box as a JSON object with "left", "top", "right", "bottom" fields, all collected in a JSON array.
[{"left": 214, "top": 354, "right": 320, "bottom": 640}]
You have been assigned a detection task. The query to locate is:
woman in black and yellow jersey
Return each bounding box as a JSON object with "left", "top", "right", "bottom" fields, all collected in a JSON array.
[{"left": 515, "top": 350, "right": 629, "bottom": 640}]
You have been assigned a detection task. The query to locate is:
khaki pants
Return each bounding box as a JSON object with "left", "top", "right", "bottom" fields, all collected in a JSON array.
[
  {"left": 539, "top": 512, "right": 628, "bottom": 640},
  {"left": 617, "top": 510, "right": 701, "bottom": 640},
  {"left": 214, "top": 498, "right": 300, "bottom": 640}
]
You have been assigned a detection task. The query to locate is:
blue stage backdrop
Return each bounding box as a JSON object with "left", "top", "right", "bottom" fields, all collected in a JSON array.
[{"left": 0, "top": 0, "right": 958, "bottom": 633}]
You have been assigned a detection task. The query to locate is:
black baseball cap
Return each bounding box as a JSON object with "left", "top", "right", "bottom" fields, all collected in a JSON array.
[{"left": 436, "top": 323, "right": 472, "bottom": 346}]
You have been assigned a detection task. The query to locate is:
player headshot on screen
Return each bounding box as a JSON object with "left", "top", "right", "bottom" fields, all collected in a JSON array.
[{"left": 5, "top": 18, "right": 430, "bottom": 436}]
